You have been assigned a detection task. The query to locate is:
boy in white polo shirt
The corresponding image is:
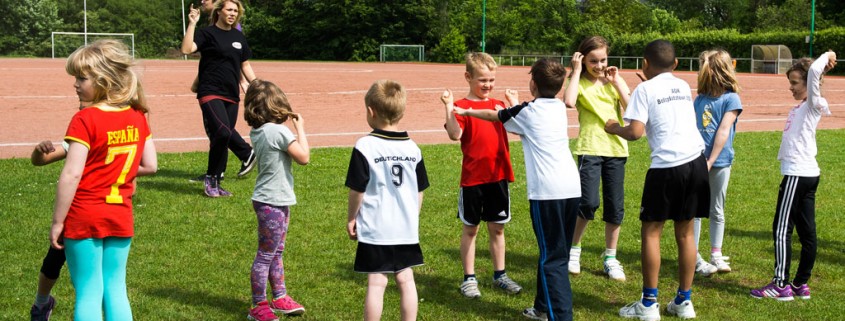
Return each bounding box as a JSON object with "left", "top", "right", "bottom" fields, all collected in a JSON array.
[{"left": 606, "top": 40, "right": 709, "bottom": 320}]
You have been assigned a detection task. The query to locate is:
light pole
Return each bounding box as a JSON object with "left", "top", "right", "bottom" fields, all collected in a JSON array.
[
  {"left": 481, "top": 0, "right": 486, "bottom": 53},
  {"left": 84, "top": 0, "right": 88, "bottom": 45},
  {"left": 181, "top": 0, "right": 187, "bottom": 59},
  {"left": 809, "top": 0, "right": 816, "bottom": 56}
]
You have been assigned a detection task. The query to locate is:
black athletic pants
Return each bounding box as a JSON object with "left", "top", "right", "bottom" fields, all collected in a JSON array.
[
  {"left": 200, "top": 99, "right": 251, "bottom": 177},
  {"left": 772, "top": 175, "right": 819, "bottom": 286}
]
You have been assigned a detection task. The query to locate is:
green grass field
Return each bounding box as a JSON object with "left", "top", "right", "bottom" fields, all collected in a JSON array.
[{"left": 2, "top": 129, "right": 844, "bottom": 320}]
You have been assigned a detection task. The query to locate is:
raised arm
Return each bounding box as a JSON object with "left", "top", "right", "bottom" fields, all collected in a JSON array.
[
  {"left": 807, "top": 51, "right": 837, "bottom": 111},
  {"left": 441, "top": 89, "right": 463, "bottom": 141},
  {"left": 180, "top": 4, "right": 200, "bottom": 54},
  {"left": 287, "top": 114, "right": 311, "bottom": 165},
  {"left": 563, "top": 53, "right": 583, "bottom": 108},
  {"left": 607, "top": 66, "right": 631, "bottom": 112},
  {"left": 453, "top": 106, "right": 500, "bottom": 122}
]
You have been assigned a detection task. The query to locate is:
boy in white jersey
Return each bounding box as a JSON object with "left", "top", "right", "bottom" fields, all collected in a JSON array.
[
  {"left": 454, "top": 58, "right": 581, "bottom": 321},
  {"left": 606, "top": 40, "right": 709, "bottom": 320},
  {"left": 750, "top": 51, "right": 837, "bottom": 301},
  {"left": 346, "top": 79, "right": 430, "bottom": 321}
]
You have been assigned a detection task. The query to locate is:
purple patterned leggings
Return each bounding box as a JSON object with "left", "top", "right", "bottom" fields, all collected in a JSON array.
[{"left": 251, "top": 201, "right": 291, "bottom": 304}]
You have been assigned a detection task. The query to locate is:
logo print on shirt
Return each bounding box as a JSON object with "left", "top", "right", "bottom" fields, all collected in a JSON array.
[
  {"left": 783, "top": 104, "right": 800, "bottom": 132},
  {"left": 232, "top": 42, "right": 242, "bottom": 49}
]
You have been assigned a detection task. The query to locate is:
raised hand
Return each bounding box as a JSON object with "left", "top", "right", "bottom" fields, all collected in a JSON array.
[
  {"left": 504, "top": 89, "right": 519, "bottom": 107},
  {"left": 570, "top": 52, "right": 584, "bottom": 73},
  {"left": 606, "top": 66, "right": 620, "bottom": 83},
  {"left": 187, "top": 3, "right": 200, "bottom": 24}
]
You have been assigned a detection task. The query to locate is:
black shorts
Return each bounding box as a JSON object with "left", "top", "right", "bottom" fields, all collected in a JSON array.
[
  {"left": 458, "top": 180, "right": 511, "bottom": 225},
  {"left": 354, "top": 242, "right": 424, "bottom": 273},
  {"left": 640, "top": 154, "right": 710, "bottom": 222}
]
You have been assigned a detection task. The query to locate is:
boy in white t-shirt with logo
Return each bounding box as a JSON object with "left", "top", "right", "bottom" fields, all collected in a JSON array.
[
  {"left": 454, "top": 58, "right": 581, "bottom": 321},
  {"left": 605, "top": 40, "right": 710, "bottom": 320}
]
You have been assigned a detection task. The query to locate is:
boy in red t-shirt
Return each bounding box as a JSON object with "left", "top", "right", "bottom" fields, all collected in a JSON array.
[{"left": 440, "top": 52, "right": 522, "bottom": 298}]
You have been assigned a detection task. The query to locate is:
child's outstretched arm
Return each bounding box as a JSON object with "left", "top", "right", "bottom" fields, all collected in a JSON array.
[
  {"left": 347, "top": 190, "right": 364, "bottom": 240},
  {"left": 441, "top": 90, "right": 463, "bottom": 141},
  {"left": 453, "top": 106, "right": 499, "bottom": 122},
  {"left": 605, "top": 119, "right": 644, "bottom": 141},
  {"left": 31, "top": 141, "right": 67, "bottom": 166},
  {"left": 607, "top": 67, "right": 632, "bottom": 112},
  {"left": 288, "top": 113, "right": 311, "bottom": 165},
  {"left": 563, "top": 53, "right": 583, "bottom": 108}
]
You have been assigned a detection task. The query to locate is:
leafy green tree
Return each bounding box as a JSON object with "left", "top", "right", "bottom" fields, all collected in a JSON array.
[
  {"left": 431, "top": 27, "right": 467, "bottom": 62},
  {"left": 754, "top": 0, "right": 826, "bottom": 32},
  {"left": 0, "top": 0, "right": 62, "bottom": 56}
]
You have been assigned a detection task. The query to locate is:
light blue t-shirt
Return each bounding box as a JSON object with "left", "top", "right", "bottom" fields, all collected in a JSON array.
[
  {"left": 694, "top": 91, "right": 743, "bottom": 168},
  {"left": 250, "top": 123, "right": 297, "bottom": 206}
]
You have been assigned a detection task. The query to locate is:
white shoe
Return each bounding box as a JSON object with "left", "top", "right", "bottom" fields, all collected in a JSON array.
[
  {"left": 568, "top": 248, "right": 581, "bottom": 275},
  {"left": 459, "top": 277, "right": 481, "bottom": 298},
  {"left": 695, "top": 259, "right": 717, "bottom": 277},
  {"left": 604, "top": 259, "right": 626, "bottom": 281},
  {"left": 666, "top": 300, "right": 696, "bottom": 319},
  {"left": 619, "top": 301, "right": 660, "bottom": 320},
  {"left": 710, "top": 254, "right": 731, "bottom": 273}
]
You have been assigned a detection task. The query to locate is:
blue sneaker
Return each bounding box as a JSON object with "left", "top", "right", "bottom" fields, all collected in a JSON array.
[{"left": 750, "top": 281, "right": 794, "bottom": 301}]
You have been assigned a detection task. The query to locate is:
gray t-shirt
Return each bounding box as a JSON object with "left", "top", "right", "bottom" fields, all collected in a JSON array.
[{"left": 250, "top": 123, "right": 297, "bottom": 206}]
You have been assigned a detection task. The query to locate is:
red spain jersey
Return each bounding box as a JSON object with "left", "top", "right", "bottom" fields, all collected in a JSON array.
[
  {"left": 454, "top": 98, "right": 514, "bottom": 187},
  {"left": 63, "top": 106, "right": 151, "bottom": 239}
]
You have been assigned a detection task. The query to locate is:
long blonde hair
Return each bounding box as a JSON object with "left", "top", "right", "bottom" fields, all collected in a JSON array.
[
  {"left": 65, "top": 39, "right": 147, "bottom": 113},
  {"left": 244, "top": 79, "right": 295, "bottom": 128},
  {"left": 697, "top": 49, "right": 740, "bottom": 97}
]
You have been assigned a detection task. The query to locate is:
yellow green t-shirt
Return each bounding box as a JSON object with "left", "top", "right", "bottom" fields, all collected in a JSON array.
[{"left": 573, "top": 77, "right": 628, "bottom": 157}]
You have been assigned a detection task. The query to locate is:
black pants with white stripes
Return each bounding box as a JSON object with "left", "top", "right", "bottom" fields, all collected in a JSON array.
[{"left": 772, "top": 175, "right": 819, "bottom": 286}]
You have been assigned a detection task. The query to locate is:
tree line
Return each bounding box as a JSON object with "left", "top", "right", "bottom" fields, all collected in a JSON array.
[{"left": 2, "top": 0, "right": 841, "bottom": 61}]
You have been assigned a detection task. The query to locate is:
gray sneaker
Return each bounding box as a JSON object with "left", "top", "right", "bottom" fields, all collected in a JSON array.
[
  {"left": 460, "top": 277, "right": 481, "bottom": 298},
  {"left": 522, "top": 307, "right": 548, "bottom": 321},
  {"left": 493, "top": 273, "right": 523, "bottom": 294}
]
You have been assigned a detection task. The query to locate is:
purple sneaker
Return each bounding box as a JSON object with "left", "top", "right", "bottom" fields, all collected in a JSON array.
[
  {"left": 203, "top": 175, "right": 220, "bottom": 197},
  {"left": 791, "top": 283, "right": 811, "bottom": 300},
  {"left": 216, "top": 184, "right": 233, "bottom": 197},
  {"left": 30, "top": 295, "right": 55, "bottom": 321},
  {"left": 751, "top": 281, "right": 794, "bottom": 301}
]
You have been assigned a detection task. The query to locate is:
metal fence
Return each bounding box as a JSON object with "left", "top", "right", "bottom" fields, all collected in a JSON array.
[{"left": 492, "top": 54, "right": 754, "bottom": 73}]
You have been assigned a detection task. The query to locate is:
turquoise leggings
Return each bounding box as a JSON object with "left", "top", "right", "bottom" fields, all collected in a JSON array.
[{"left": 65, "top": 237, "right": 133, "bottom": 321}]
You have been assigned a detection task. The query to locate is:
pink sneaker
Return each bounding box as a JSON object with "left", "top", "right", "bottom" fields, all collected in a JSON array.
[
  {"left": 270, "top": 295, "right": 305, "bottom": 315},
  {"left": 247, "top": 301, "right": 279, "bottom": 321}
]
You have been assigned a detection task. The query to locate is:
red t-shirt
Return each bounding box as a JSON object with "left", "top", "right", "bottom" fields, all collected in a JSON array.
[
  {"left": 63, "top": 106, "right": 151, "bottom": 239},
  {"left": 453, "top": 98, "right": 514, "bottom": 187}
]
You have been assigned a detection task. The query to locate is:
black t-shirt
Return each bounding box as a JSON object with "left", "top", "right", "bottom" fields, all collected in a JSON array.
[{"left": 194, "top": 25, "right": 252, "bottom": 102}]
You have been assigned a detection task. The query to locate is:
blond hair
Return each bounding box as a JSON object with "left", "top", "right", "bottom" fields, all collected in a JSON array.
[
  {"left": 244, "top": 79, "right": 294, "bottom": 128},
  {"left": 65, "top": 39, "right": 147, "bottom": 113},
  {"left": 697, "top": 49, "right": 740, "bottom": 97},
  {"left": 211, "top": 0, "right": 244, "bottom": 27},
  {"left": 465, "top": 52, "right": 497, "bottom": 76},
  {"left": 365, "top": 79, "right": 406, "bottom": 124}
]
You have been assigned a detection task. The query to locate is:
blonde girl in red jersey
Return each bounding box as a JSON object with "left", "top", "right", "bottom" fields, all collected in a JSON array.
[{"left": 50, "top": 39, "right": 157, "bottom": 321}]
